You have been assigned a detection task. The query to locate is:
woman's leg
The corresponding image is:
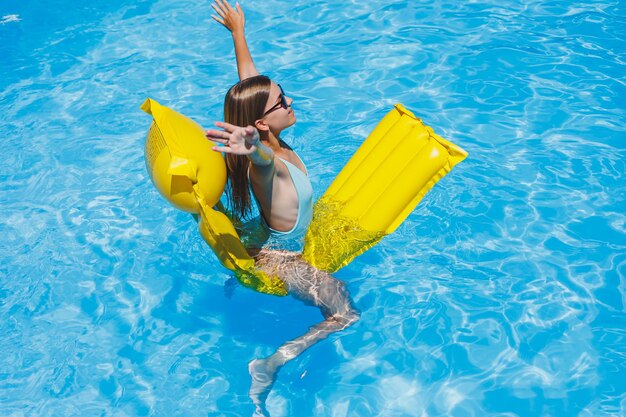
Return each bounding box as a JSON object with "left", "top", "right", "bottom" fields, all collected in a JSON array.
[{"left": 248, "top": 250, "right": 360, "bottom": 415}]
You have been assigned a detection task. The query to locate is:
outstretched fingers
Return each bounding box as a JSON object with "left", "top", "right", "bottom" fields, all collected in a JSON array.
[
  {"left": 212, "top": 145, "right": 235, "bottom": 154},
  {"left": 205, "top": 129, "right": 228, "bottom": 142},
  {"left": 214, "top": 121, "right": 239, "bottom": 132},
  {"left": 213, "top": 0, "right": 226, "bottom": 14},
  {"left": 211, "top": 0, "right": 232, "bottom": 25},
  {"left": 215, "top": 0, "right": 233, "bottom": 15},
  {"left": 211, "top": 4, "right": 226, "bottom": 20},
  {"left": 211, "top": 14, "right": 225, "bottom": 25}
]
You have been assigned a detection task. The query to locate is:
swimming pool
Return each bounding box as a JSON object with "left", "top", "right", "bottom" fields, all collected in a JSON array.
[{"left": 2, "top": 0, "right": 625, "bottom": 415}]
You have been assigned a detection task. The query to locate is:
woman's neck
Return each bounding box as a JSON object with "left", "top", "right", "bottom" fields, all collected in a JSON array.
[{"left": 262, "top": 131, "right": 283, "bottom": 152}]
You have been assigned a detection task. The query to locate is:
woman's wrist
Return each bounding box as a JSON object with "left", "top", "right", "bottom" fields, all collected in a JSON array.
[{"left": 247, "top": 141, "right": 274, "bottom": 166}]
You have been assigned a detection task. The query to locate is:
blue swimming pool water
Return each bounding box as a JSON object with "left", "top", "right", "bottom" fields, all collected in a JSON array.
[{"left": 2, "top": 0, "right": 625, "bottom": 415}]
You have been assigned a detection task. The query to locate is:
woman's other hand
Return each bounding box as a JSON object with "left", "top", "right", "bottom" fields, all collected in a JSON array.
[
  {"left": 211, "top": 0, "right": 259, "bottom": 80},
  {"left": 211, "top": 0, "right": 245, "bottom": 35},
  {"left": 206, "top": 122, "right": 259, "bottom": 155}
]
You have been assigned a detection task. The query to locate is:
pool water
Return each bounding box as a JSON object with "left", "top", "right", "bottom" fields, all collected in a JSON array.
[{"left": 2, "top": 0, "right": 625, "bottom": 416}]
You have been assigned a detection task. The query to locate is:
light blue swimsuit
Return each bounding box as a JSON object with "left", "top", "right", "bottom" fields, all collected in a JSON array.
[
  {"left": 248, "top": 154, "right": 313, "bottom": 250},
  {"left": 268, "top": 156, "right": 313, "bottom": 237}
]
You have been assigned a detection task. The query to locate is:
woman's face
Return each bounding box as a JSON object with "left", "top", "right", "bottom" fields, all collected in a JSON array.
[{"left": 261, "top": 82, "right": 296, "bottom": 133}]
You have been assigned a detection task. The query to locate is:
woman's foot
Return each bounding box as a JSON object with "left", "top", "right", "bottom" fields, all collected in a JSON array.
[{"left": 248, "top": 357, "right": 281, "bottom": 415}]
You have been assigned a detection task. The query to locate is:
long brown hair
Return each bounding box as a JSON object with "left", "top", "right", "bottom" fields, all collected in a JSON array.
[{"left": 223, "top": 75, "right": 272, "bottom": 220}]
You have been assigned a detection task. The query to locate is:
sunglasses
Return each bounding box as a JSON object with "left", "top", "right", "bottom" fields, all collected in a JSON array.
[{"left": 263, "top": 84, "right": 289, "bottom": 116}]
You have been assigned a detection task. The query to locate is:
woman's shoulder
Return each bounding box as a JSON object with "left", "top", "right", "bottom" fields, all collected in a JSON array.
[{"left": 275, "top": 148, "right": 307, "bottom": 176}]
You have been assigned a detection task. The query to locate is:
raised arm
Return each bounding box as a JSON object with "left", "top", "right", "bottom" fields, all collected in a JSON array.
[{"left": 211, "top": 0, "right": 260, "bottom": 81}]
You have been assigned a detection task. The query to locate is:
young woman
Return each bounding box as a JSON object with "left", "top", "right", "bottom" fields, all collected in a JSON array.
[
  {"left": 206, "top": 1, "right": 359, "bottom": 415},
  {"left": 208, "top": 2, "right": 311, "bottom": 248}
]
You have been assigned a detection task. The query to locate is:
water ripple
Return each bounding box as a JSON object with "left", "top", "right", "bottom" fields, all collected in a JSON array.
[{"left": 2, "top": 0, "right": 626, "bottom": 415}]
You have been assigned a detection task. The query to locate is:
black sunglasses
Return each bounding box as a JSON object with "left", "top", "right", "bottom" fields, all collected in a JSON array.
[{"left": 263, "top": 84, "right": 288, "bottom": 116}]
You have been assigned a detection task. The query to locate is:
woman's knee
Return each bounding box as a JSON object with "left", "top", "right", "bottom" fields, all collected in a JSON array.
[{"left": 334, "top": 309, "right": 360, "bottom": 329}]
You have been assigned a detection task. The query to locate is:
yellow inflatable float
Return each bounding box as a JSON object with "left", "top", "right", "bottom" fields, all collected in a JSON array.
[
  {"left": 141, "top": 99, "right": 467, "bottom": 295},
  {"left": 141, "top": 98, "right": 287, "bottom": 295},
  {"left": 302, "top": 104, "right": 467, "bottom": 272}
]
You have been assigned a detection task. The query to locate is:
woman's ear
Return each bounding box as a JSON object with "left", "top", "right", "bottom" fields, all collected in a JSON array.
[{"left": 255, "top": 118, "right": 269, "bottom": 133}]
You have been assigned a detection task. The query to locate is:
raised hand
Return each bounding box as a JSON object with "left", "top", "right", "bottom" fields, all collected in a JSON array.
[
  {"left": 206, "top": 122, "right": 260, "bottom": 155},
  {"left": 211, "top": 0, "right": 245, "bottom": 34},
  {"left": 210, "top": 0, "right": 259, "bottom": 80}
]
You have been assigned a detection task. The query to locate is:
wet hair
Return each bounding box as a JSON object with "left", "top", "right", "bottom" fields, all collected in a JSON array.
[{"left": 223, "top": 75, "right": 272, "bottom": 220}]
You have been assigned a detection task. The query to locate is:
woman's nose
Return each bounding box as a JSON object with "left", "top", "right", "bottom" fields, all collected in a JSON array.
[{"left": 286, "top": 96, "right": 294, "bottom": 106}]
